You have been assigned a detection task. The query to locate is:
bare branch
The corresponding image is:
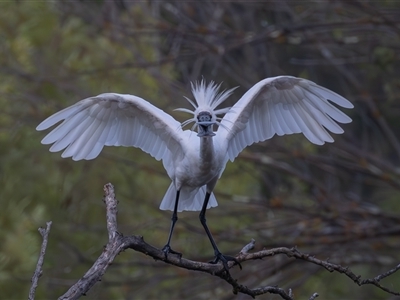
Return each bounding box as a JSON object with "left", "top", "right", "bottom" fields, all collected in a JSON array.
[{"left": 29, "top": 221, "right": 52, "bottom": 300}]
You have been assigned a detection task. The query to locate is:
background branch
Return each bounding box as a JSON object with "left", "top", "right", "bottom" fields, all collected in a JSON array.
[{"left": 29, "top": 221, "right": 52, "bottom": 300}]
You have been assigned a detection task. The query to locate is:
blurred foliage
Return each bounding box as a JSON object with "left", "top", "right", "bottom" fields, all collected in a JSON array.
[{"left": 1, "top": 0, "right": 400, "bottom": 299}]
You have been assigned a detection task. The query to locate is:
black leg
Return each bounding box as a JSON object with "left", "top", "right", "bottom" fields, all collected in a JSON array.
[
  {"left": 162, "top": 190, "right": 182, "bottom": 259},
  {"left": 199, "top": 192, "right": 242, "bottom": 271}
]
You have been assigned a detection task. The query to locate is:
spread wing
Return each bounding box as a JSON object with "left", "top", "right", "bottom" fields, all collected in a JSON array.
[
  {"left": 36, "top": 93, "right": 185, "bottom": 161},
  {"left": 216, "top": 76, "right": 353, "bottom": 162}
]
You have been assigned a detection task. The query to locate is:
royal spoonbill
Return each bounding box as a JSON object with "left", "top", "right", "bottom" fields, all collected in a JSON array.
[{"left": 36, "top": 76, "right": 353, "bottom": 271}]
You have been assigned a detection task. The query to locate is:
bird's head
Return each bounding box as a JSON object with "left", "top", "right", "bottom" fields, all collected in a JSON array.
[
  {"left": 196, "top": 111, "right": 215, "bottom": 137},
  {"left": 175, "top": 80, "right": 237, "bottom": 137}
]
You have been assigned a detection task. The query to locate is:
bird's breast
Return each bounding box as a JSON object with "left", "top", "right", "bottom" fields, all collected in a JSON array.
[{"left": 174, "top": 148, "right": 223, "bottom": 188}]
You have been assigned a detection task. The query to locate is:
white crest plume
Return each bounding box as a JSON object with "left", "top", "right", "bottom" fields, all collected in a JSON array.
[{"left": 175, "top": 80, "right": 237, "bottom": 130}]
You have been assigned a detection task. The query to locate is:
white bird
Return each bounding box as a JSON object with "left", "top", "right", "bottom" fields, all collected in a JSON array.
[{"left": 36, "top": 76, "right": 353, "bottom": 270}]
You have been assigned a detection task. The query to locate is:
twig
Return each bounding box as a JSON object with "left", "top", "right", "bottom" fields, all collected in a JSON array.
[
  {"left": 309, "top": 293, "right": 319, "bottom": 300},
  {"left": 240, "top": 238, "right": 255, "bottom": 254},
  {"left": 237, "top": 246, "right": 400, "bottom": 296},
  {"left": 28, "top": 221, "right": 52, "bottom": 300},
  {"left": 360, "top": 264, "right": 400, "bottom": 294}
]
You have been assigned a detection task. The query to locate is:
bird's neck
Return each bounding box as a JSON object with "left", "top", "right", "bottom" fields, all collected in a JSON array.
[{"left": 199, "top": 136, "right": 215, "bottom": 163}]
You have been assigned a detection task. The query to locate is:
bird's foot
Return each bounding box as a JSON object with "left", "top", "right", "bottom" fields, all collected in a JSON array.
[
  {"left": 162, "top": 244, "right": 182, "bottom": 260},
  {"left": 209, "top": 251, "right": 242, "bottom": 271}
]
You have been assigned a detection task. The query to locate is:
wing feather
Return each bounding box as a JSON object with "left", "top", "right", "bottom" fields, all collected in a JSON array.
[
  {"left": 289, "top": 100, "right": 319, "bottom": 144},
  {"left": 263, "top": 102, "right": 274, "bottom": 139},
  {"left": 302, "top": 89, "right": 351, "bottom": 123},
  {"left": 274, "top": 104, "right": 288, "bottom": 135},
  {"left": 42, "top": 110, "right": 87, "bottom": 145},
  {"left": 280, "top": 102, "right": 300, "bottom": 133},
  {"left": 36, "top": 103, "right": 92, "bottom": 131},
  {"left": 97, "top": 108, "right": 114, "bottom": 144},
  {"left": 271, "top": 104, "right": 285, "bottom": 136},
  {"left": 37, "top": 93, "right": 184, "bottom": 162},
  {"left": 217, "top": 76, "right": 353, "bottom": 162},
  {"left": 60, "top": 117, "right": 97, "bottom": 158}
]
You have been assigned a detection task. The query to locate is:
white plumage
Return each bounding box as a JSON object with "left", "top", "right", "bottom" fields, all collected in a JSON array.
[{"left": 37, "top": 76, "right": 353, "bottom": 268}]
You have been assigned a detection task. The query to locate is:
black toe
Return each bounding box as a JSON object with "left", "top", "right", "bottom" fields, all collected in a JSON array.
[
  {"left": 162, "top": 245, "right": 182, "bottom": 259},
  {"left": 210, "top": 252, "right": 242, "bottom": 271}
]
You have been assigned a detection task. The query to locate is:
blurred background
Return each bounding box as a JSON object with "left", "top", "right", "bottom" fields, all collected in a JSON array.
[{"left": 1, "top": 1, "right": 400, "bottom": 299}]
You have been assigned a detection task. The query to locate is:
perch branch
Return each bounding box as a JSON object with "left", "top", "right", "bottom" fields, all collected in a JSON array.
[{"left": 57, "top": 183, "right": 400, "bottom": 299}]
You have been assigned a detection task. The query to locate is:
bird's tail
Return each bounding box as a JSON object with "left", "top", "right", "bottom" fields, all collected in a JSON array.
[{"left": 159, "top": 183, "right": 218, "bottom": 212}]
